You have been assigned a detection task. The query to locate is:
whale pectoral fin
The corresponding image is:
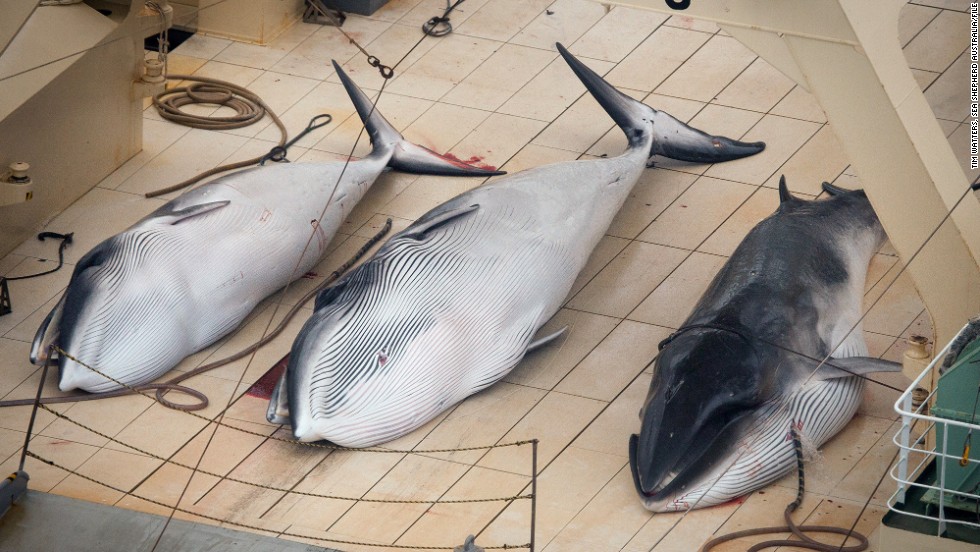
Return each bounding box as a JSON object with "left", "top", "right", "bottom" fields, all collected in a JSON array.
[
  {"left": 816, "top": 356, "right": 902, "bottom": 380},
  {"left": 30, "top": 294, "right": 66, "bottom": 364},
  {"left": 402, "top": 204, "right": 480, "bottom": 239},
  {"left": 628, "top": 434, "right": 647, "bottom": 497},
  {"left": 266, "top": 372, "right": 290, "bottom": 425},
  {"left": 156, "top": 200, "right": 231, "bottom": 225},
  {"left": 314, "top": 279, "right": 350, "bottom": 311},
  {"left": 526, "top": 326, "right": 569, "bottom": 354}
]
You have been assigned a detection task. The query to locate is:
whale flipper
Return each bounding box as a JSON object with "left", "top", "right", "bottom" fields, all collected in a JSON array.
[
  {"left": 527, "top": 326, "right": 568, "bottom": 353},
  {"left": 822, "top": 181, "right": 852, "bottom": 196},
  {"left": 154, "top": 200, "right": 231, "bottom": 225},
  {"left": 266, "top": 372, "right": 290, "bottom": 424},
  {"left": 816, "top": 356, "right": 902, "bottom": 380},
  {"left": 402, "top": 204, "right": 480, "bottom": 239},
  {"left": 30, "top": 295, "right": 66, "bottom": 364}
]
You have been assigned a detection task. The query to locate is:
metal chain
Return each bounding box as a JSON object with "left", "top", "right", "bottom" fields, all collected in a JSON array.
[
  {"left": 302, "top": 0, "right": 394, "bottom": 79},
  {"left": 145, "top": 1, "right": 169, "bottom": 65},
  {"left": 34, "top": 402, "right": 532, "bottom": 505},
  {"left": 25, "top": 451, "right": 528, "bottom": 550}
]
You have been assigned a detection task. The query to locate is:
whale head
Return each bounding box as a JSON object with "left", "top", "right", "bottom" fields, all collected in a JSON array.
[
  {"left": 285, "top": 277, "right": 440, "bottom": 448},
  {"left": 630, "top": 327, "right": 773, "bottom": 511},
  {"left": 55, "top": 233, "right": 189, "bottom": 393}
]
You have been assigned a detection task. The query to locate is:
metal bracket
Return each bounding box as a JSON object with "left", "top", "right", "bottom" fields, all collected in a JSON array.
[
  {"left": 0, "top": 277, "right": 10, "bottom": 317},
  {"left": 0, "top": 471, "right": 29, "bottom": 520},
  {"left": 303, "top": 0, "right": 346, "bottom": 27},
  {"left": 453, "top": 535, "right": 484, "bottom": 552}
]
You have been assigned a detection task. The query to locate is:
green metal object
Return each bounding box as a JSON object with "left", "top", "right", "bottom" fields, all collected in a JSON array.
[{"left": 924, "top": 337, "right": 980, "bottom": 512}]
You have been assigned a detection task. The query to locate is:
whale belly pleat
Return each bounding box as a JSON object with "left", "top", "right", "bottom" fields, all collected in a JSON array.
[
  {"left": 60, "top": 229, "right": 190, "bottom": 391},
  {"left": 666, "top": 377, "right": 865, "bottom": 510},
  {"left": 59, "top": 199, "right": 303, "bottom": 392},
  {"left": 298, "top": 206, "right": 575, "bottom": 447}
]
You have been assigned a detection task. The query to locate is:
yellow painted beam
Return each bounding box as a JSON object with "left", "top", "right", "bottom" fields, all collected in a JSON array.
[{"left": 616, "top": 0, "right": 980, "bottom": 347}]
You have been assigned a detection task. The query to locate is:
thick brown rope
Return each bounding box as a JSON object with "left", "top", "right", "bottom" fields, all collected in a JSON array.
[
  {"left": 698, "top": 427, "right": 868, "bottom": 552},
  {"left": 144, "top": 74, "right": 289, "bottom": 198},
  {"left": 24, "top": 451, "right": 528, "bottom": 550},
  {"left": 151, "top": 217, "right": 394, "bottom": 409}
]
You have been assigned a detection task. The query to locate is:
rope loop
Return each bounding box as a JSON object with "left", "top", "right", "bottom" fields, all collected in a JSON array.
[
  {"left": 185, "top": 82, "right": 233, "bottom": 104},
  {"left": 259, "top": 146, "right": 288, "bottom": 165},
  {"left": 422, "top": 16, "right": 453, "bottom": 37},
  {"left": 153, "top": 79, "right": 267, "bottom": 130}
]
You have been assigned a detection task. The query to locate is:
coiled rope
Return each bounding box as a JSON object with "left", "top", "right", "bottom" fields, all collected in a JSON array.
[
  {"left": 144, "top": 74, "right": 289, "bottom": 198},
  {"left": 699, "top": 426, "right": 869, "bottom": 552}
]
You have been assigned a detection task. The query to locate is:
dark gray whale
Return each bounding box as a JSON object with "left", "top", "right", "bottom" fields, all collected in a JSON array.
[{"left": 630, "top": 179, "right": 902, "bottom": 511}]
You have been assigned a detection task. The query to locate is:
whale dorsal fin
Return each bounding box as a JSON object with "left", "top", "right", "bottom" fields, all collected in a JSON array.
[
  {"left": 778, "top": 175, "right": 795, "bottom": 203},
  {"left": 153, "top": 200, "right": 231, "bottom": 225},
  {"left": 814, "top": 356, "right": 902, "bottom": 380},
  {"left": 402, "top": 204, "right": 479, "bottom": 239},
  {"left": 821, "top": 181, "right": 851, "bottom": 196}
]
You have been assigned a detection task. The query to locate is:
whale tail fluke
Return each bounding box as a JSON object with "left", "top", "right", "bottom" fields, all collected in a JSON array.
[
  {"left": 332, "top": 61, "right": 503, "bottom": 177},
  {"left": 554, "top": 43, "right": 765, "bottom": 164}
]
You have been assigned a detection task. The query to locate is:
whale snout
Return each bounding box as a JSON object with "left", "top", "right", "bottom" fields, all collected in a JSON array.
[
  {"left": 630, "top": 329, "right": 768, "bottom": 511},
  {"left": 57, "top": 354, "right": 112, "bottom": 393},
  {"left": 56, "top": 293, "right": 189, "bottom": 393}
]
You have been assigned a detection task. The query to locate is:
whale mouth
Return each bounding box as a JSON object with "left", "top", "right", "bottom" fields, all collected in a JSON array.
[
  {"left": 628, "top": 433, "right": 686, "bottom": 500},
  {"left": 630, "top": 401, "right": 761, "bottom": 505},
  {"left": 629, "top": 434, "right": 657, "bottom": 498}
]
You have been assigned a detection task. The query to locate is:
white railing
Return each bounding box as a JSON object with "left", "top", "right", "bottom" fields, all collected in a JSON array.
[{"left": 889, "top": 323, "right": 980, "bottom": 537}]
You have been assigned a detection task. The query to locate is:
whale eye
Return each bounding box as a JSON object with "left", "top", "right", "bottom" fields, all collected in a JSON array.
[{"left": 376, "top": 348, "right": 388, "bottom": 366}]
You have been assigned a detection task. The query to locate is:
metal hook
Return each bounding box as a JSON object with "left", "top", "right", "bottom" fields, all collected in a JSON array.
[{"left": 260, "top": 114, "right": 333, "bottom": 165}]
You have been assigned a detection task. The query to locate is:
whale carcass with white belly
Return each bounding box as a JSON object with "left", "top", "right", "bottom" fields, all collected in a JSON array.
[
  {"left": 30, "top": 61, "right": 499, "bottom": 393},
  {"left": 269, "top": 43, "right": 766, "bottom": 447}
]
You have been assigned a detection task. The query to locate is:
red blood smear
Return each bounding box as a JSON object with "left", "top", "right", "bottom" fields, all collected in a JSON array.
[
  {"left": 246, "top": 354, "right": 289, "bottom": 399},
  {"left": 441, "top": 152, "right": 498, "bottom": 172},
  {"left": 717, "top": 495, "right": 748, "bottom": 508}
]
